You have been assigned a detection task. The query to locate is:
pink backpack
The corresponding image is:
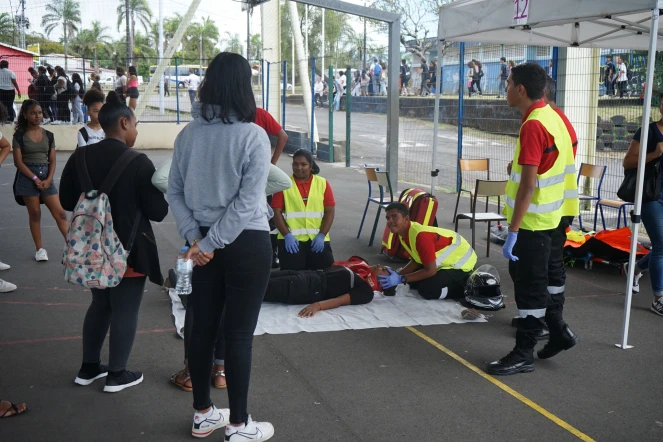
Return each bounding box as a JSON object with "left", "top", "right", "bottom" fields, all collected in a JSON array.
[{"left": 63, "top": 148, "right": 142, "bottom": 289}]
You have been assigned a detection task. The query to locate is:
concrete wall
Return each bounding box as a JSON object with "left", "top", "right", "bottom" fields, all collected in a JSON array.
[{"left": 0, "top": 123, "right": 187, "bottom": 151}]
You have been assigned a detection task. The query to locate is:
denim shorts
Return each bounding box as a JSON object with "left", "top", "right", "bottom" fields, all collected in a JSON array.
[{"left": 14, "top": 163, "right": 58, "bottom": 197}]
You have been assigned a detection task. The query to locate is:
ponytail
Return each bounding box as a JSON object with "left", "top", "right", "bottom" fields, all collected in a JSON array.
[{"left": 293, "top": 148, "right": 320, "bottom": 175}]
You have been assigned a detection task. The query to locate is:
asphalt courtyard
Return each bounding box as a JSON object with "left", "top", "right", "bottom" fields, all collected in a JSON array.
[{"left": 1, "top": 151, "right": 661, "bottom": 441}]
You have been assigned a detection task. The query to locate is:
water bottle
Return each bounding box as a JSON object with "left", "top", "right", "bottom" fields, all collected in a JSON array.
[{"left": 175, "top": 246, "right": 193, "bottom": 296}]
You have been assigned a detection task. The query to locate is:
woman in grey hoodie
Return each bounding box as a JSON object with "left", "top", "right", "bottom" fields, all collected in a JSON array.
[{"left": 168, "top": 52, "right": 274, "bottom": 442}]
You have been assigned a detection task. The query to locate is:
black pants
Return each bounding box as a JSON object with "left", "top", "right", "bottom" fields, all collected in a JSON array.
[
  {"left": 545, "top": 217, "right": 572, "bottom": 333},
  {"left": 617, "top": 80, "right": 627, "bottom": 98},
  {"left": 410, "top": 269, "right": 471, "bottom": 300},
  {"left": 278, "top": 239, "right": 335, "bottom": 271},
  {"left": 471, "top": 79, "right": 482, "bottom": 95},
  {"left": 188, "top": 229, "right": 271, "bottom": 425},
  {"left": 509, "top": 228, "right": 553, "bottom": 319},
  {"left": 82, "top": 276, "right": 146, "bottom": 371},
  {"left": 57, "top": 99, "right": 70, "bottom": 121},
  {"left": 0, "top": 89, "right": 15, "bottom": 122}
]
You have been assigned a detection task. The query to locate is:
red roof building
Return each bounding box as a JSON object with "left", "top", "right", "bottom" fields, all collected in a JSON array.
[{"left": 0, "top": 43, "right": 38, "bottom": 95}]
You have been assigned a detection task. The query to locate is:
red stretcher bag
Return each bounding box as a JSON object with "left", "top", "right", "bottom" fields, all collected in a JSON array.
[{"left": 381, "top": 188, "right": 438, "bottom": 260}]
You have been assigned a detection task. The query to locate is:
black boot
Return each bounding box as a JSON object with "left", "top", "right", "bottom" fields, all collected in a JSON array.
[
  {"left": 486, "top": 317, "right": 540, "bottom": 376},
  {"left": 537, "top": 324, "right": 578, "bottom": 359},
  {"left": 511, "top": 316, "right": 549, "bottom": 341}
]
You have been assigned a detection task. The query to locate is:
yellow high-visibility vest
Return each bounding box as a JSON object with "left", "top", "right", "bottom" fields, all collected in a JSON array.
[
  {"left": 277, "top": 175, "right": 331, "bottom": 242},
  {"left": 399, "top": 222, "right": 476, "bottom": 272},
  {"left": 505, "top": 104, "right": 578, "bottom": 230}
]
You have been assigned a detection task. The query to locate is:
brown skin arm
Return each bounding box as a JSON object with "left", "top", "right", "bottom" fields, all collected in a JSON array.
[
  {"left": 39, "top": 147, "right": 57, "bottom": 189},
  {"left": 509, "top": 164, "right": 537, "bottom": 231},
  {"left": 319, "top": 205, "right": 335, "bottom": 235},
  {"left": 298, "top": 294, "right": 351, "bottom": 317},
  {"left": 623, "top": 139, "right": 663, "bottom": 169},
  {"left": 13, "top": 145, "right": 39, "bottom": 181},
  {"left": 0, "top": 136, "right": 10, "bottom": 165},
  {"left": 272, "top": 207, "right": 290, "bottom": 237},
  {"left": 271, "top": 130, "right": 288, "bottom": 165},
  {"left": 398, "top": 260, "right": 438, "bottom": 283},
  {"left": 11, "top": 78, "right": 21, "bottom": 97}
]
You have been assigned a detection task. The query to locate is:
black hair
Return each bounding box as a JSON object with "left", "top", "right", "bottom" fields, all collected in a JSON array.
[
  {"left": 116, "top": 67, "right": 126, "bottom": 76},
  {"left": 83, "top": 88, "right": 105, "bottom": 107},
  {"left": 55, "top": 66, "right": 67, "bottom": 78},
  {"left": 385, "top": 202, "right": 409, "bottom": 217},
  {"left": 510, "top": 62, "right": 547, "bottom": 100},
  {"left": 198, "top": 52, "right": 256, "bottom": 124},
  {"left": 128, "top": 66, "right": 137, "bottom": 76},
  {"left": 71, "top": 73, "right": 83, "bottom": 90},
  {"left": 47, "top": 66, "right": 54, "bottom": 74},
  {"left": 0, "top": 102, "right": 6, "bottom": 124},
  {"left": 500, "top": 57, "right": 506, "bottom": 62},
  {"left": 38, "top": 66, "right": 46, "bottom": 74},
  {"left": 0, "top": 60, "right": 8, "bottom": 69},
  {"left": 401, "top": 59, "right": 406, "bottom": 64},
  {"left": 544, "top": 76, "right": 556, "bottom": 103},
  {"left": 292, "top": 148, "right": 320, "bottom": 175},
  {"left": 15, "top": 99, "right": 42, "bottom": 133},
  {"left": 99, "top": 91, "right": 134, "bottom": 133},
  {"left": 28, "top": 66, "right": 35, "bottom": 73},
  {"left": 338, "top": 70, "right": 345, "bottom": 76}
]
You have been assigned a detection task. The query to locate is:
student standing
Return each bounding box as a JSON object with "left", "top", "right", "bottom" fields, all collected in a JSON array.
[
  {"left": 91, "top": 74, "right": 102, "bottom": 91},
  {"left": 0, "top": 60, "right": 21, "bottom": 122},
  {"left": 54, "top": 67, "right": 71, "bottom": 122},
  {"left": 616, "top": 57, "right": 628, "bottom": 99},
  {"left": 185, "top": 69, "right": 201, "bottom": 105},
  {"left": 126, "top": 66, "right": 140, "bottom": 110},
  {"left": 114, "top": 67, "right": 128, "bottom": 99},
  {"left": 77, "top": 89, "right": 106, "bottom": 147},
  {"left": 605, "top": 56, "right": 616, "bottom": 96},
  {"left": 71, "top": 73, "right": 85, "bottom": 124},
  {"left": 487, "top": 63, "right": 578, "bottom": 376},
  {"left": 419, "top": 59, "right": 430, "bottom": 96},
  {"left": 59, "top": 91, "right": 168, "bottom": 393},
  {"left": 47, "top": 67, "right": 58, "bottom": 120},
  {"left": 12, "top": 100, "right": 69, "bottom": 261},
  {"left": 0, "top": 103, "right": 17, "bottom": 293},
  {"left": 497, "top": 57, "right": 509, "bottom": 98},
  {"left": 400, "top": 59, "right": 410, "bottom": 96},
  {"left": 168, "top": 52, "right": 274, "bottom": 441},
  {"left": 379, "top": 203, "right": 477, "bottom": 299},
  {"left": 272, "top": 149, "right": 336, "bottom": 271},
  {"left": 35, "top": 67, "right": 53, "bottom": 123}
]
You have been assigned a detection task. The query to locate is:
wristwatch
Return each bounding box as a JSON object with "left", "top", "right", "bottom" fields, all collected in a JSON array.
[{"left": 400, "top": 275, "right": 407, "bottom": 284}]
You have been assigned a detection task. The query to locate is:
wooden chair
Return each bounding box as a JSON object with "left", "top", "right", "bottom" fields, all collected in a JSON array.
[
  {"left": 576, "top": 163, "right": 607, "bottom": 231},
  {"left": 357, "top": 168, "right": 395, "bottom": 246},
  {"left": 452, "top": 158, "right": 490, "bottom": 222},
  {"left": 454, "top": 179, "right": 508, "bottom": 257}
]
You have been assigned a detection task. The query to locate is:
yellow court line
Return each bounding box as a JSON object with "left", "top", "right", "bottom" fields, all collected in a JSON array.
[{"left": 405, "top": 326, "right": 596, "bottom": 442}]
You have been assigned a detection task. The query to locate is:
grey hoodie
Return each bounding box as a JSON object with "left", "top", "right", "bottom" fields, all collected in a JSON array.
[{"left": 168, "top": 102, "right": 271, "bottom": 253}]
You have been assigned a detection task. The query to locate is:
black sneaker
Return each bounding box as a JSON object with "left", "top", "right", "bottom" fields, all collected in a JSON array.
[
  {"left": 103, "top": 370, "right": 144, "bottom": 393},
  {"left": 74, "top": 364, "right": 108, "bottom": 386},
  {"left": 486, "top": 350, "right": 534, "bottom": 376}
]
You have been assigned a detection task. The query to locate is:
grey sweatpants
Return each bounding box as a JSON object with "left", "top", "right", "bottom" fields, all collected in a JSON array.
[{"left": 82, "top": 276, "right": 146, "bottom": 371}]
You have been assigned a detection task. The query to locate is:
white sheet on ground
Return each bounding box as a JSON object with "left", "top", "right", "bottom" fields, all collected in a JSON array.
[{"left": 170, "top": 285, "right": 486, "bottom": 336}]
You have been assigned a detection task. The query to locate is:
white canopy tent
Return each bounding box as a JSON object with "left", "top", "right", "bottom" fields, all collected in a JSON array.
[{"left": 432, "top": 0, "right": 663, "bottom": 349}]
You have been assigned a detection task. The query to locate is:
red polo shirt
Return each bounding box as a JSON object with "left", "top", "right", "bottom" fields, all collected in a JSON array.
[
  {"left": 271, "top": 175, "right": 335, "bottom": 208},
  {"left": 401, "top": 224, "right": 452, "bottom": 266},
  {"left": 255, "top": 108, "right": 282, "bottom": 136}
]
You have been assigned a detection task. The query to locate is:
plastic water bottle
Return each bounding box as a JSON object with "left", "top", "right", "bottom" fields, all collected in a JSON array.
[{"left": 175, "top": 246, "right": 193, "bottom": 296}]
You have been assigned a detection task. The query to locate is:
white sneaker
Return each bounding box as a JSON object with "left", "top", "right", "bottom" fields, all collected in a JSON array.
[
  {"left": 0, "top": 261, "right": 10, "bottom": 271},
  {"left": 192, "top": 406, "right": 230, "bottom": 438},
  {"left": 0, "top": 279, "right": 17, "bottom": 293},
  {"left": 225, "top": 416, "right": 274, "bottom": 441},
  {"left": 624, "top": 262, "right": 643, "bottom": 294},
  {"left": 35, "top": 249, "right": 48, "bottom": 262}
]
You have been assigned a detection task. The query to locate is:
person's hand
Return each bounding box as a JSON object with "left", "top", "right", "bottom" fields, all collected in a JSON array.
[
  {"left": 39, "top": 178, "right": 52, "bottom": 190},
  {"left": 655, "top": 142, "right": 663, "bottom": 158},
  {"left": 378, "top": 268, "right": 402, "bottom": 289},
  {"left": 298, "top": 302, "right": 322, "bottom": 318},
  {"left": 33, "top": 178, "right": 43, "bottom": 189},
  {"left": 502, "top": 231, "right": 519, "bottom": 261},
  {"left": 311, "top": 233, "right": 325, "bottom": 253},
  {"left": 184, "top": 243, "right": 214, "bottom": 267},
  {"left": 284, "top": 233, "right": 299, "bottom": 254},
  {"left": 17, "top": 93, "right": 21, "bottom": 99},
  {"left": 506, "top": 161, "right": 513, "bottom": 175}
]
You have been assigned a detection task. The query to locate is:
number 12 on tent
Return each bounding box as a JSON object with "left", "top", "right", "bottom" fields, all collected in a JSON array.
[{"left": 514, "top": 0, "right": 529, "bottom": 24}]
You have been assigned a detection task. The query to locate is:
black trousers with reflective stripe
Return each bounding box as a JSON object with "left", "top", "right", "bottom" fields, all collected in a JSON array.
[
  {"left": 509, "top": 228, "right": 554, "bottom": 317},
  {"left": 547, "top": 216, "right": 573, "bottom": 316}
]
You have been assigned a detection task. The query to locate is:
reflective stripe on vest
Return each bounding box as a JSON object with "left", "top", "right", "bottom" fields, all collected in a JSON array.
[
  {"left": 505, "top": 105, "right": 578, "bottom": 230},
  {"left": 398, "top": 222, "right": 476, "bottom": 272},
  {"left": 277, "top": 175, "right": 331, "bottom": 242},
  {"left": 382, "top": 190, "right": 435, "bottom": 249}
]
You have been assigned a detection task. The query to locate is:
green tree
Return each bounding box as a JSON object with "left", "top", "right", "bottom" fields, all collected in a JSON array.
[
  {"left": 117, "top": 0, "right": 153, "bottom": 65},
  {"left": 69, "top": 21, "right": 112, "bottom": 73},
  {"left": 41, "top": 0, "right": 82, "bottom": 71},
  {"left": 0, "top": 13, "right": 18, "bottom": 46},
  {"left": 188, "top": 17, "right": 220, "bottom": 65},
  {"left": 221, "top": 32, "right": 244, "bottom": 56},
  {"left": 25, "top": 32, "right": 65, "bottom": 55}
]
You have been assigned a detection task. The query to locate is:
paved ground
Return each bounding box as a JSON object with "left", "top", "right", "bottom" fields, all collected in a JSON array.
[{"left": 1, "top": 151, "right": 661, "bottom": 441}]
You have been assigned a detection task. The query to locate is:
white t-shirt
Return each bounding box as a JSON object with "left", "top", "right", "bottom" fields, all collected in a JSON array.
[
  {"left": 115, "top": 75, "right": 127, "bottom": 90},
  {"left": 339, "top": 75, "right": 347, "bottom": 90},
  {"left": 0, "top": 68, "right": 16, "bottom": 90},
  {"left": 618, "top": 63, "right": 628, "bottom": 82},
  {"left": 314, "top": 81, "right": 324, "bottom": 94},
  {"left": 187, "top": 74, "right": 201, "bottom": 90},
  {"left": 77, "top": 125, "right": 106, "bottom": 147}
]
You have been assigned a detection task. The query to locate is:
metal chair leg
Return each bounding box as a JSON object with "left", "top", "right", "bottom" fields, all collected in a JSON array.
[
  {"left": 578, "top": 213, "right": 583, "bottom": 231},
  {"left": 486, "top": 220, "right": 491, "bottom": 258},
  {"left": 452, "top": 191, "right": 462, "bottom": 222},
  {"left": 357, "top": 199, "right": 370, "bottom": 239},
  {"left": 471, "top": 218, "right": 476, "bottom": 251},
  {"left": 593, "top": 202, "right": 600, "bottom": 232},
  {"left": 599, "top": 204, "right": 606, "bottom": 231},
  {"left": 368, "top": 205, "right": 383, "bottom": 246}
]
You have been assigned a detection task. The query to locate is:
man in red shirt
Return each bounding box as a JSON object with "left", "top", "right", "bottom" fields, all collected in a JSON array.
[{"left": 255, "top": 107, "right": 288, "bottom": 164}]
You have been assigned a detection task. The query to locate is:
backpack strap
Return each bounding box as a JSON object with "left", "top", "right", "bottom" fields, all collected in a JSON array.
[
  {"left": 45, "top": 130, "right": 54, "bottom": 149},
  {"left": 78, "top": 126, "right": 89, "bottom": 143},
  {"left": 12, "top": 131, "right": 25, "bottom": 150},
  {"left": 99, "top": 149, "right": 142, "bottom": 196}
]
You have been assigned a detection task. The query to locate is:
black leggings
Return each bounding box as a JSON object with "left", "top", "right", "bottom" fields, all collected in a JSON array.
[
  {"left": 0, "top": 89, "right": 15, "bottom": 121},
  {"left": 278, "top": 238, "right": 335, "bottom": 271},
  {"left": 188, "top": 229, "right": 271, "bottom": 424},
  {"left": 409, "top": 269, "right": 470, "bottom": 300},
  {"left": 82, "top": 276, "right": 146, "bottom": 371}
]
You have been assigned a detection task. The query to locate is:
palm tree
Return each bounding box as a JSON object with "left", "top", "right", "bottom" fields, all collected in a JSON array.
[
  {"left": 188, "top": 17, "right": 220, "bottom": 65},
  {"left": 41, "top": 0, "right": 82, "bottom": 71},
  {"left": 69, "top": 21, "right": 112, "bottom": 73},
  {"left": 0, "top": 13, "right": 17, "bottom": 46},
  {"left": 117, "top": 0, "right": 153, "bottom": 65},
  {"left": 221, "top": 32, "right": 244, "bottom": 56}
]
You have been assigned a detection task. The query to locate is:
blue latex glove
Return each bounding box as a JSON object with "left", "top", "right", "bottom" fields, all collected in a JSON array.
[
  {"left": 379, "top": 268, "right": 402, "bottom": 289},
  {"left": 284, "top": 233, "right": 299, "bottom": 254},
  {"left": 502, "top": 231, "right": 519, "bottom": 261},
  {"left": 311, "top": 233, "right": 326, "bottom": 253}
]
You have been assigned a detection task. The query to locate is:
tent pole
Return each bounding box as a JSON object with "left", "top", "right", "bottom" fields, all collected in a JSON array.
[
  {"left": 430, "top": 40, "right": 443, "bottom": 195},
  {"left": 617, "top": 7, "right": 660, "bottom": 350}
]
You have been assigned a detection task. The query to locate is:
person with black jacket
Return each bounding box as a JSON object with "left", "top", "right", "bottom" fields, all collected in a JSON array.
[
  {"left": 59, "top": 91, "right": 168, "bottom": 393},
  {"left": 35, "top": 67, "right": 53, "bottom": 122}
]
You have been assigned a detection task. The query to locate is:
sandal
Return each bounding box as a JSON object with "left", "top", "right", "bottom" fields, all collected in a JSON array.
[
  {"left": 0, "top": 401, "right": 29, "bottom": 418},
  {"left": 212, "top": 369, "right": 227, "bottom": 389},
  {"left": 170, "top": 368, "right": 192, "bottom": 392}
]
